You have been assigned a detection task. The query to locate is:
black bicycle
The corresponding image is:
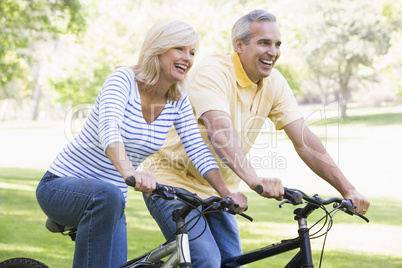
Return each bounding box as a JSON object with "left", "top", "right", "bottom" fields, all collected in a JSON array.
[{"left": 221, "top": 186, "right": 370, "bottom": 267}]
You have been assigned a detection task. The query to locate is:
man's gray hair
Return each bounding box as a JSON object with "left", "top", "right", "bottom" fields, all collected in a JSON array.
[{"left": 231, "top": 10, "right": 276, "bottom": 50}]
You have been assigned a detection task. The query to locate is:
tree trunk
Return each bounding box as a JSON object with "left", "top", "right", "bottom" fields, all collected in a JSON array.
[
  {"left": 339, "top": 83, "right": 350, "bottom": 119},
  {"left": 340, "top": 101, "right": 347, "bottom": 119},
  {"left": 0, "top": 99, "right": 9, "bottom": 122},
  {"left": 31, "top": 83, "right": 42, "bottom": 120}
]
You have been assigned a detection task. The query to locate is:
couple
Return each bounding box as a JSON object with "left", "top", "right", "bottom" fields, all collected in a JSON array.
[{"left": 36, "top": 10, "right": 370, "bottom": 268}]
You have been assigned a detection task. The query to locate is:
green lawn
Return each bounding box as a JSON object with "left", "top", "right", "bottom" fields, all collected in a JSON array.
[
  {"left": 0, "top": 167, "right": 401, "bottom": 267},
  {"left": 305, "top": 104, "right": 402, "bottom": 127}
]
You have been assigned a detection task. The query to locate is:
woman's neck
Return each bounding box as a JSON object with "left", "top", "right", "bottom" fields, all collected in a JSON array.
[{"left": 141, "top": 79, "right": 174, "bottom": 101}]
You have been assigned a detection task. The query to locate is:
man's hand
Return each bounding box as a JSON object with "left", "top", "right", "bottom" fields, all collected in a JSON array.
[
  {"left": 250, "top": 177, "right": 284, "bottom": 200},
  {"left": 343, "top": 190, "right": 370, "bottom": 215},
  {"left": 227, "top": 192, "right": 248, "bottom": 212}
]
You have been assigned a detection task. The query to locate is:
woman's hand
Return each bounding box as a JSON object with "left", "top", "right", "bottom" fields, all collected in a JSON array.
[{"left": 125, "top": 170, "right": 156, "bottom": 196}]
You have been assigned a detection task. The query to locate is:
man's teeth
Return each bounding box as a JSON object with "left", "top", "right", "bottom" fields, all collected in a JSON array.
[
  {"left": 175, "top": 64, "right": 187, "bottom": 71},
  {"left": 260, "top": 59, "right": 273, "bottom": 65}
]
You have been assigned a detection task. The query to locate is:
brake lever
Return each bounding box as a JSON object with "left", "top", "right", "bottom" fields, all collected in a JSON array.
[
  {"left": 238, "top": 212, "right": 253, "bottom": 222},
  {"left": 279, "top": 199, "right": 292, "bottom": 208},
  {"left": 151, "top": 184, "right": 176, "bottom": 200},
  {"left": 337, "top": 200, "right": 355, "bottom": 215},
  {"left": 224, "top": 198, "right": 253, "bottom": 222},
  {"left": 335, "top": 200, "right": 370, "bottom": 223},
  {"left": 283, "top": 188, "right": 304, "bottom": 206}
]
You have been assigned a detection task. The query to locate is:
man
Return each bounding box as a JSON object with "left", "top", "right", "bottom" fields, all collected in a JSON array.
[{"left": 143, "top": 10, "right": 370, "bottom": 267}]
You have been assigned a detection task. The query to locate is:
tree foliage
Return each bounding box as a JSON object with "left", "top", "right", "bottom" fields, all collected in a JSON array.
[
  {"left": 0, "top": 0, "right": 86, "bottom": 94},
  {"left": 300, "top": 0, "right": 392, "bottom": 117},
  {"left": 1, "top": 0, "right": 401, "bottom": 121},
  {"left": 380, "top": 0, "right": 402, "bottom": 97},
  {"left": 48, "top": 0, "right": 302, "bottom": 106}
]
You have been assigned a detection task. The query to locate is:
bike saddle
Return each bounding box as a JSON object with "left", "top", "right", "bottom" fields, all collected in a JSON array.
[{"left": 45, "top": 218, "right": 76, "bottom": 233}]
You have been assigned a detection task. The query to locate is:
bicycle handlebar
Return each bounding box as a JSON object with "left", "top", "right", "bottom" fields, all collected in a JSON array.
[
  {"left": 127, "top": 177, "right": 369, "bottom": 223},
  {"left": 125, "top": 176, "right": 253, "bottom": 221},
  {"left": 256, "top": 185, "right": 369, "bottom": 223}
]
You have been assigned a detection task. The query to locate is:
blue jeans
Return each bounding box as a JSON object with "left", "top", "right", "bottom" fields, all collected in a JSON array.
[
  {"left": 144, "top": 189, "right": 243, "bottom": 268},
  {"left": 36, "top": 171, "right": 127, "bottom": 268}
]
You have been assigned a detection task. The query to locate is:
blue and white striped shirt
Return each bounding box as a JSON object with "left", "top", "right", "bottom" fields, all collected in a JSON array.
[{"left": 48, "top": 67, "right": 219, "bottom": 201}]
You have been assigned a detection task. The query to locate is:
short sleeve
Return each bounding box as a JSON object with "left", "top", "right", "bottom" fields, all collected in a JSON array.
[
  {"left": 174, "top": 95, "right": 219, "bottom": 176},
  {"left": 267, "top": 71, "right": 303, "bottom": 130},
  {"left": 188, "top": 65, "right": 231, "bottom": 120}
]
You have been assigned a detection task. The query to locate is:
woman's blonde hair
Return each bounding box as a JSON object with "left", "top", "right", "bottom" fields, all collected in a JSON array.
[{"left": 133, "top": 20, "right": 200, "bottom": 101}]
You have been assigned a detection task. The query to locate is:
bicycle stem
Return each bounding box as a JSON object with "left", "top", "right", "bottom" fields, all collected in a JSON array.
[
  {"left": 294, "top": 207, "right": 315, "bottom": 268},
  {"left": 172, "top": 208, "right": 194, "bottom": 267}
]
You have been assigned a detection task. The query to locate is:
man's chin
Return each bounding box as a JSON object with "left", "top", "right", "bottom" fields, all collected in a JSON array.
[{"left": 261, "top": 70, "right": 272, "bottom": 78}]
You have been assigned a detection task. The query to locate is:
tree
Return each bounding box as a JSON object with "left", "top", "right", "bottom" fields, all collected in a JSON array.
[
  {"left": 0, "top": 0, "right": 86, "bottom": 119},
  {"left": 301, "top": 0, "right": 392, "bottom": 118},
  {"left": 380, "top": 0, "right": 402, "bottom": 97}
]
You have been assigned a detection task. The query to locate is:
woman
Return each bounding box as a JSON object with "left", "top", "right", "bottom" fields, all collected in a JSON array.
[{"left": 36, "top": 20, "right": 247, "bottom": 268}]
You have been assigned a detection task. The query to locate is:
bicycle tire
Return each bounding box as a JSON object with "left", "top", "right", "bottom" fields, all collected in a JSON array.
[{"left": 0, "top": 258, "right": 49, "bottom": 268}]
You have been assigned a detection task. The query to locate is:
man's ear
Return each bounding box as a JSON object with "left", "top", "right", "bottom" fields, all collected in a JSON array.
[{"left": 234, "top": 38, "right": 244, "bottom": 53}]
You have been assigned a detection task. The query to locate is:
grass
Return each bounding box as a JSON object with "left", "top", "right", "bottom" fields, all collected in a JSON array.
[
  {"left": 304, "top": 105, "right": 402, "bottom": 127},
  {"left": 1, "top": 168, "right": 401, "bottom": 267},
  {"left": 0, "top": 168, "right": 166, "bottom": 268}
]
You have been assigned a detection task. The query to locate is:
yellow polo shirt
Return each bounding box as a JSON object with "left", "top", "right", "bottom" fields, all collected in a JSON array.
[{"left": 142, "top": 52, "right": 303, "bottom": 198}]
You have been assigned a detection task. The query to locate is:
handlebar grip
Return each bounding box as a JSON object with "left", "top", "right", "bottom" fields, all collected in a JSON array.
[
  {"left": 256, "top": 185, "right": 263, "bottom": 194},
  {"left": 125, "top": 176, "right": 136, "bottom": 187}
]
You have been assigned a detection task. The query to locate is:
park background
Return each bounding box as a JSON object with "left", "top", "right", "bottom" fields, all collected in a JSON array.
[{"left": 1, "top": 0, "right": 401, "bottom": 267}]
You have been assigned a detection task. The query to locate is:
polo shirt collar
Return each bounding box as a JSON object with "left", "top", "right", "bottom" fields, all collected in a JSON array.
[{"left": 231, "top": 51, "right": 260, "bottom": 88}]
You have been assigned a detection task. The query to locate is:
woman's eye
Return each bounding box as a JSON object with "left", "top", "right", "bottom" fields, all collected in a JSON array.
[{"left": 174, "top": 47, "right": 184, "bottom": 51}]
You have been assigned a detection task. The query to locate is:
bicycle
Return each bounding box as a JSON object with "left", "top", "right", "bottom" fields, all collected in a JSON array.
[
  {"left": 0, "top": 181, "right": 369, "bottom": 268},
  {"left": 0, "top": 177, "right": 250, "bottom": 268},
  {"left": 220, "top": 186, "right": 370, "bottom": 267}
]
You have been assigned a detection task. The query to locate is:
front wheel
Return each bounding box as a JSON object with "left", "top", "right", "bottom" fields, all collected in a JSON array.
[{"left": 0, "top": 258, "right": 49, "bottom": 268}]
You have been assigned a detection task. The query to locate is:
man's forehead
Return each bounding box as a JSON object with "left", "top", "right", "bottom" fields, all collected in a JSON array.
[{"left": 249, "top": 21, "right": 281, "bottom": 40}]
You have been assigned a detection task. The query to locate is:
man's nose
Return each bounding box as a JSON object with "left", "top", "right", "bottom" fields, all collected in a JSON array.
[{"left": 266, "top": 44, "right": 278, "bottom": 57}]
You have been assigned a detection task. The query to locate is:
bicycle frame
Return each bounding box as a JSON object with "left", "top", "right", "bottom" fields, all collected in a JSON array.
[
  {"left": 122, "top": 238, "right": 186, "bottom": 268},
  {"left": 123, "top": 203, "right": 194, "bottom": 268},
  {"left": 222, "top": 187, "right": 369, "bottom": 268},
  {"left": 221, "top": 210, "right": 313, "bottom": 268}
]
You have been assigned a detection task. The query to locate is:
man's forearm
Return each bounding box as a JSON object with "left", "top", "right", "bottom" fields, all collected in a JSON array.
[{"left": 293, "top": 124, "right": 356, "bottom": 197}]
